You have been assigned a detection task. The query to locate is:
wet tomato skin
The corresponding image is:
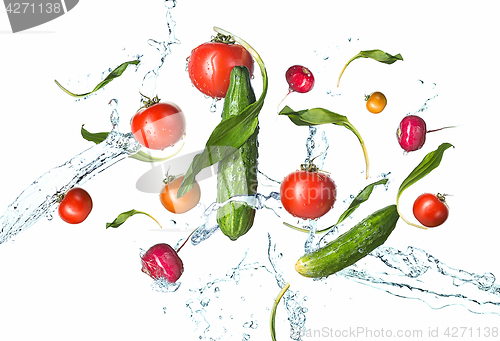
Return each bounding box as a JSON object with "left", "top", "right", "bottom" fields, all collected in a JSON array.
[
  {"left": 188, "top": 42, "right": 254, "bottom": 98},
  {"left": 58, "top": 187, "right": 93, "bottom": 224},
  {"left": 160, "top": 176, "right": 201, "bottom": 214},
  {"left": 280, "top": 170, "right": 337, "bottom": 220},
  {"left": 413, "top": 193, "right": 449, "bottom": 227},
  {"left": 131, "top": 102, "right": 186, "bottom": 151},
  {"left": 366, "top": 91, "right": 387, "bottom": 114}
]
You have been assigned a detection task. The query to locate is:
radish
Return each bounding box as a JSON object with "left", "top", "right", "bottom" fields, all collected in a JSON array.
[
  {"left": 278, "top": 65, "right": 315, "bottom": 111},
  {"left": 141, "top": 243, "right": 184, "bottom": 283},
  {"left": 286, "top": 65, "right": 315, "bottom": 93},
  {"left": 397, "top": 115, "right": 455, "bottom": 152}
]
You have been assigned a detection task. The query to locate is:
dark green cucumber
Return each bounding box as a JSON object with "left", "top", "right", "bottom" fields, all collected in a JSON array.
[
  {"left": 217, "top": 65, "right": 258, "bottom": 241},
  {"left": 295, "top": 205, "right": 399, "bottom": 278}
]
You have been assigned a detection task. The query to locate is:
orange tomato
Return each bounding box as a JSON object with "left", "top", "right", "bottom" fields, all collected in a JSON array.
[
  {"left": 366, "top": 91, "right": 387, "bottom": 114},
  {"left": 160, "top": 175, "right": 201, "bottom": 214}
]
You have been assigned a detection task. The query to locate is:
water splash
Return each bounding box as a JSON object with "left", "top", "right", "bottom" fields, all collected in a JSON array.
[
  {"left": 140, "top": 0, "right": 180, "bottom": 97},
  {"left": 0, "top": 103, "right": 141, "bottom": 245},
  {"left": 185, "top": 250, "right": 271, "bottom": 340},
  {"left": 268, "top": 233, "right": 308, "bottom": 341},
  {"left": 339, "top": 246, "right": 500, "bottom": 315}
]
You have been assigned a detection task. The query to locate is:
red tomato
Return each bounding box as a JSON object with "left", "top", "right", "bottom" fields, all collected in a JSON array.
[
  {"left": 188, "top": 42, "right": 254, "bottom": 98},
  {"left": 160, "top": 175, "right": 201, "bottom": 214},
  {"left": 58, "top": 187, "right": 93, "bottom": 224},
  {"left": 280, "top": 170, "right": 337, "bottom": 220},
  {"left": 131, "top": 102, "right": 186, "bottom": 151},
  {"left": 412, "top": 193, "right": 449, "bottom": 227}
]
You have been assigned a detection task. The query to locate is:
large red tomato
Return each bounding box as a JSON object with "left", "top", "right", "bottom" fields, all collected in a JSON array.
[
  {"left": 188, "top": 42, "right": 254, "bottom": 98},
  {"left": 131, "top": 102, "right": 186, "bottom": 151},
  {"left": 280, "top": 169, "right": 337, "bottom": 220}
]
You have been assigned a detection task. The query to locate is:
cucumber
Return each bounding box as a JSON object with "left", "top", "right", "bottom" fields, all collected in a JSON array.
[
  {"left": 216, "top": 65, "right": 258, "bottom": 241},
  {"left": 295, "top": 205, "right": 399, "bottom": 278}
]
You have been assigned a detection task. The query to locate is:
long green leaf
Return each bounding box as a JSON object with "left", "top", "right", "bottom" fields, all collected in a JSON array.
[
  {"left": 106, "top": 209, "right": 162, "bottom": 229},
  {"left": 177, "top": 27, "right": 268, "bottom": 198},
  {"left": 396, "top": 142, "right": 454, "bottom": 229},
  {"left": 284, "top": 178, "right": 388, "bottom": 234},
  {"left": 337, "top": 49, "right": 403, "bottom": 87},
  {"left": 80, "top": 124, "right": 182, "bottom": 162},
  {"left": 279, "top": 106, "right": 370, "bottom": 179},
  {"left": 55, "top": 59, "right": 140, "bottom": 98},
  {"left": 336, "top": 178, "right": 388, "bottom": 226},
  {"left": 270, "top": 282, "right": 290, "bottom": 341}
]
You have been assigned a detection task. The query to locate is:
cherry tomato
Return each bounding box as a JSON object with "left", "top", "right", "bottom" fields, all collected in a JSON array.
[
  {"left": 131, "top": 102, "right": 186, "bottom": 151},
  {"left": 58, "top": 187, "right": 93, "bottom": 224},
  {"left": 366, "top": 91, "right": 387, "bottom": 114},
  {"left": 188, "top": 42, "right": 254, "bottom": 98},
  {"left": 160, "top": 175, "right": 201, "bottom": 214},
  {"left": 280, "top": 169, "right": 337, "bottom": 220},
  {"left": 412, "top": 193, "right": 449, "bottom": 227}
]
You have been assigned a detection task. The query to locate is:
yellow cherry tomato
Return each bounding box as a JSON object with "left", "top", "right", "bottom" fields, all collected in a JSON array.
[
  {"left": 366, "top": 91, "right": 387, "bottom": 114},
  {"left": 160, "top": 175, "right": 201, "bottom": 214}
]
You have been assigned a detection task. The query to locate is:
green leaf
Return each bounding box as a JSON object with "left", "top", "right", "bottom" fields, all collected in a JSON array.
[
  {"left": 270, "top": 282, "right": 290, "bottom": 341},
  {"left": 279, "top": 106, "right": 370, "bottom": 179},
  {"left": 106, "top": 209, "right": 162, "bottom": 229},
  {"left": 55, "top": 59, "right": 140, "bottom": 98},
  {"left": 396, "top": 142, "right": 454, "bottom": 229},
  {"left": 177, "top": 27, "right": 268, "bottom": 198},
  {"left": 337, "top": 49, "right": 403, "bottom": 86},
  {"left": 81, "top": 124, "right": 182, "bottom": 163},
  {"left": 81, "top": 124, "right": 108, "bottom": 143},
  {"left": 284, "top": 178, "right": 388, "bottom": 234},
  {"left": 335, "top": 178, "right": 388, "bottom": 226}
]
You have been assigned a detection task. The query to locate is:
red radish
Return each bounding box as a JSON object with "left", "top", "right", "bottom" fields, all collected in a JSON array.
[
  {"left": 397, "top": 115, "right": 455, "bottom": 152},
  {"left": 286, "top": 65, "right": 315, "bottom": 93},
  {"left": 278, "top": 65, "right": 315, "bottom": 111},
  {"left": 141, "top": 243, "right": 184, "bottom": 283}
]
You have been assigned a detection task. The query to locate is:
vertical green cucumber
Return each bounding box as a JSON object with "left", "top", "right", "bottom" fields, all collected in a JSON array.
[
  {"left": 217, "top": 66, "right": 258, "bottom": 241},
  {"left": 295, "top": 205, "right": 399, "bottom": 278}
]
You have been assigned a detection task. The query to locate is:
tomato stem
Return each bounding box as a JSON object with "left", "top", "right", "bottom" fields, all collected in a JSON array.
[
  {"left": 139, "top": 92, "right": 161, "bottom": 110},
  {"left": 211, "top": 33, "right": 235, "bottom": 44}
]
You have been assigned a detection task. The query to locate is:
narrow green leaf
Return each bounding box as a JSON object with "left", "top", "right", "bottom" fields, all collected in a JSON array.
[
  {"left": 106, "top": 209, "right": 162, "bottom": 229},
  {"left": 270, "top": 282, "right": 290, "bottom": 341},
  {"left": 337, "top": 49, "right": 403, "bottom": 86},
  {"left": 335, "top": 178, "right": 388, "bottom": 226},
  {"left": 396, "top": 142, "right": 454, "bottom": 229},
  {"left": 81, "top": 124, "right": 109, "bottom": 143},
  {"left": 284, "top": 178, "right": 388, "bottom": 234},
  {"left": 55, "top": 59, "right": 140, "bottom": 98},
  {"left": 279, "top": 106, "right": 370, "bottom": 179},
  {"left": 358, "top": 49, "right": 404, "bottom": 64},
  {"left": 177, "top": 27, "right": 268, "bottom": 198}
]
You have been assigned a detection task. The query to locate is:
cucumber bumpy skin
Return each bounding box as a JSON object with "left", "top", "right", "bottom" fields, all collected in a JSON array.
[
  {"left": 295, "top": 205, "right": 399, "bottom": 278},
  {"left": 216, "top": 66, "right": 258, "bottom": 241}
]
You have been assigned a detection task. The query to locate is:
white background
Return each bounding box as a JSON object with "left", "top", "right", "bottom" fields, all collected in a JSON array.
[{"left": 1, "top": 1, "right": 500, "bottom": 340}]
